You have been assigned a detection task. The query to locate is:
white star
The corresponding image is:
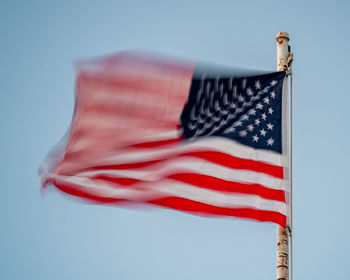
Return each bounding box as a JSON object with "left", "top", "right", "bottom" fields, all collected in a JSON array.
[
  {"left": 223, "top": 93, "right": 229, "bottom": 106},
  {"left": 253, "top": 134, "right": 259, "bottom": 142},
  {"left": 255, "top": 80, "right": 261, "bottom": 89},
  {"left": 230, "top": 103, "right": 237, "bottom": 109},
  {"left": 210, "top": 91, "right": 215, "bottom": 104},
  {"left": 224, "top": 126, "right": 236, "bottom": 134},
  {"left": 268, "top": 107, "right": 274, "bottom": 114},
  {"left": 214, "top": 100, "right": 220, "bottom": 111},
  {"left": 198, "top": 115, "right": 205, "bottom": 124},
  {"left": 188, "top": 122, "right": 197, "bottom": 130},
  {"left": 235, "top": 121, "right": 243, "bottom": 127},
  {"left": 270, "top": 80, "right": 277, "bottom": 86},
  {"left": 219, "top": 85, "right": 224, "bottom": 97},
  {"left": 205, "top": 106, "right": 213, "bottom": 117},
  {"left": 260, "top": 128, "right": 267, "bottom": 136},
  {"left": 233, "top": 85, "right": 237, "bottom": 97},
  {"left": 206, "top": 82, "right": 211, "bottom": 96},
  {"left": 247, "top": 124, "right": 254, "bottom": 132},
  {"left": 261, "top": 113, "right": 267, "bottom": 121},
  {"left": 270, "top": 91, "right": 276, "bottom": 99},
  {"left": 255, "top": 118, "right": 261, "bottom": 125},
  {"left": 263, "top": 87, "right": 269, "bottom": 93},
  {"left": 267, "top": 137, "right": 275, "bottom": 146},
  {"left": 267, "top": 123, "right": 274, "bottom": 130},
  {"left": 204, "top": 121, "right": 213, "bottom": 130},
  {"left": 213, "top": 116, "right": 221, "bottom": 122},
  {"left": 242, "top": 78, "right": 247, "bottom": 89},
  {"left": 238, "top": 95, "right": 245, "bottom": 102},
  {"left": 248, "top": 109, "right": 256, "bottom": 116},
  {"left": 247, "top": 87, "right": 253, "bottom": 96},
  {"left": 241, "top": 114, "right": 249, "bottom": 121},
  {"left": 256, "top": 103, "right": 263, "bottom": 110},
  {"left": 239, "top": 130, "right": 248, "bottom": 137},
  {"left": 263, "top": 97, "right": 270, "bottom": 104}
]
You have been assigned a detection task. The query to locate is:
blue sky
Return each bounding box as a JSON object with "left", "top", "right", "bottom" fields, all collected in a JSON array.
[{"left": 2, "top": 1, "right": 350, "bottom": 279}]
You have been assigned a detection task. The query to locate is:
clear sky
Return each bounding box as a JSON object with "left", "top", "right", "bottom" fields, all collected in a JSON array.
[{"left": 2, "top": 0, "right": 350, "bottom": 279}]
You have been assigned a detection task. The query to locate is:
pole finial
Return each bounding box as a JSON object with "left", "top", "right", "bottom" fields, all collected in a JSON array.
[
  {"left": 276, "top": 32, "right": 291, "bottom": 71},
  {"left": 276, "top": 32, "right": 290, "bottom": 42}
]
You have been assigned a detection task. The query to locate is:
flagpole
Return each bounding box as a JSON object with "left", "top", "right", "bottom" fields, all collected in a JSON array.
[{"left": 276, "top": 31, "right": 291, "bottom": 280}]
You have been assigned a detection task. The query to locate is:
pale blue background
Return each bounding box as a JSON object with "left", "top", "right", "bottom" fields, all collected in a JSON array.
[{"left": 1, "top": 1, "right": 349, "bottom": 279}]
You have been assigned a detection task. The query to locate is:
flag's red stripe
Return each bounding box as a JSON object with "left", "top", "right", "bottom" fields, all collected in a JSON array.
[
  {"left": 66, "top": 158, "right": 165, "bottom": 173},
  {"left": 88, "top": 173, "right": 285, "bottom": 202},
  {"left": 84, "top": 98, "right": 185, "bottom": 119},
  {"left": 62, "top": 138, "right": 182, "bottom": 162},
  {"left": 149, "top": 197, "right": 286, "bottom": 227},
  {"left": 182, "top": 151, "right": 283, "bottom": 178},
  {"left": 76, "top": 117, "right": 179, "bottom": 132},
  {"left": 51, "top": 180, "right": 286, "bottom": 227},
  {"left": 69, "top": 150, "right": 283, "bottom": 179},
  {"left": 128, "top": 137, "right": 182, "bottom": 148},
  {"left": 167, "top": 173, "right": 285, "bottom": 202},
  {"left": 77, "top": 73, "right": 191, "bottom": 103},
  {"left": 53, "top": 179, "right": 124, "bottom": 204},
  {"left": 92, "top": 175, "right": 142, "bottom": 186}
]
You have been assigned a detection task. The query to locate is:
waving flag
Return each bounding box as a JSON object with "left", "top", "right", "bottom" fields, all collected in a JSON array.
[{"left": 40, "top": 52, "right": 290, "bottom": 227}]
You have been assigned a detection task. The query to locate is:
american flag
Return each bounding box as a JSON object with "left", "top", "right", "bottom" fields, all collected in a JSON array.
[{"left": 40, "top": 52, "right": 290, "bottom": 227}]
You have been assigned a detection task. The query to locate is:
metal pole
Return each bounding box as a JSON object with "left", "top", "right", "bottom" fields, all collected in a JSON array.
[{"left": 276, "top": 31, "right": 290, "bottom": 280}]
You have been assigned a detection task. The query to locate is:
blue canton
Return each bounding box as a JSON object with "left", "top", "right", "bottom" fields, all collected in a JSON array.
[{"left": 180, "top": 71, "right": 286, "bottom": 153}]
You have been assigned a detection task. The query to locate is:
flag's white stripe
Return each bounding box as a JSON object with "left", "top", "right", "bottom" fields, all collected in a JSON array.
[
  {"left": 159, "top": 181, "right": 287, "bottom": 215},
  {"left": 95, "top": 136, "right": 287, "bottom": 167},
  {"left": 54, "top": 174, "right": 287, "bottom": 215},
  {"left": 134, "top": 130, "right": 180, "bottom": 142},
  {"left": 54, "top": 174, "right": 162, "bottom": 200},
  {"left": 84, "top": 108, "right": 181, "bottom": 122},
  {"left": 78, "top": 113, "right": 178, "bottom": 131},
  {"left": 67, "top": 129, "right": 181, "bottom": 153},
  {"left": 88, "top": 89, "right": 186, "bottom": 111},
  {"left": 77, "top": 64, "right": 192, "bottom": 89},
  {"left": 75, "top": 157, "right": 288, "bottom": 191}
]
